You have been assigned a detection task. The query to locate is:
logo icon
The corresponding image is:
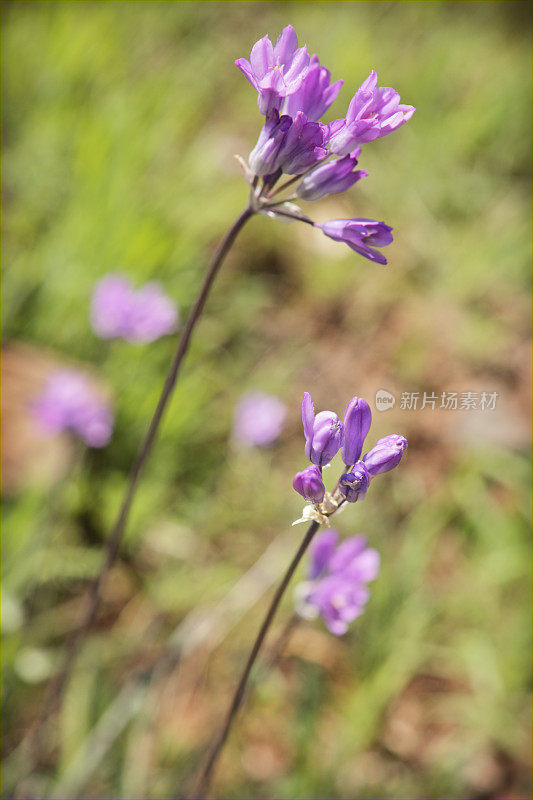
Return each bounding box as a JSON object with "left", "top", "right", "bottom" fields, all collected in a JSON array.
[{"left": 375, "top": 389, "right": 396, "bottom": 412}]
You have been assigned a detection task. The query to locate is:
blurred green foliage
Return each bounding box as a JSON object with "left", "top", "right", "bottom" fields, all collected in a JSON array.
[{"left": 1, "top": 2, "right": 531, "bottom": 799}]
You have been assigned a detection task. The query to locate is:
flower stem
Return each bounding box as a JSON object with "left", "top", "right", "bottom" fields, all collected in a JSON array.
[
  {"left": 192, "top": 520, "right": 320, "bottom": 799},
  {"left": 271, "top": 208, "right": 315, "bottom": 225},
  {"left": 42, "top": 205, "right": 255, "bottom": 720}
]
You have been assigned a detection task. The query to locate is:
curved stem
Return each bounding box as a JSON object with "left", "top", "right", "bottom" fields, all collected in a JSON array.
[
  {"left": 271, "top": 208, "right": 315, "bottom": 225},
  {"left": 192, "top": 520, "right": 319, "bottom": 799},
  {"left": 43, "top": 205, "right": 255, "bottom": 718}
]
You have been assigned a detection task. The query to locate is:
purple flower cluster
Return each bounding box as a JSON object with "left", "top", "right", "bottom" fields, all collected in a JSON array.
[
  {"left": 296, "top": 530, "right": 379, "bottom": 635},
  {"left": 32, "top": 370, "right": 113, "bottom": 448},
  {"left": 293, "top": 392, "right": 407, "bottom": 510},
  {"left": 237, "top": 26, "right": 415, "bottom": 265},
  {"left": 91, "top": 274, "right": 178, "bottom": 343},
  {"left": 232, "top": 391, "right": 287, "bottom": 447}
]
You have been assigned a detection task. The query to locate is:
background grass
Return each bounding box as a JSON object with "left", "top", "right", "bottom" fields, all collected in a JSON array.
[{"left": 1, "top": 2, "right": 531, "bottom": 798}]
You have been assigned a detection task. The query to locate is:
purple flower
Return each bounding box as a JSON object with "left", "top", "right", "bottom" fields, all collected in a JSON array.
[
  {"left": 296, "top": 149, "right": 367, "bottom": 201},
  {"left": 235, "top": 25, "right": 310, "bottom": 115},
  {"left": 318, "top": 219, "right": 393, "bottom": 265},
  {"left": 363, "top": 434, "right": 408, "bottom": 475},
  {"left": 341, "top": 395, "right": 372, "bottom": 466},
  {"left": 283, "top": 54, "right": 343, "bottom": 122},
  {"left": 308, "top": 529, "right": 338, "bottom": 579},
  {"left": 293, "top": 464, "right": 325, "bottom": 505},
  {"left": 91, "top": 274, "right": 178, "bottom": 343},
  {"left": 302, "top": 391, "right": 343, "bottom": 467},
  {"left": 249, "top": 110, "right": 327, "bottom": 177},
  {"left": 233, "top": 391, "right": 286, "bottom": 447},
  {"left": 307, "top": 574, "right": 370, "bottom": 635},
  {"left": 299, "top": 530, "right": 380, "bottom": 635},
  {"left": 328, "top": 70, "right": 416, "bottom": 156},
  {"left": 339, "top": 462, "right": 371, "bottom": 503},
  {"left": 32, "top": 370, "right": 113, "bottom": 448}
]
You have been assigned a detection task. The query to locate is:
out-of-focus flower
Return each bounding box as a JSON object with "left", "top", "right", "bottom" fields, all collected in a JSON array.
[
  {"left": 91, "top": 274, "right": 178, "bottom": 343},
  {"left": 249, "top": 111, "right": 327, "bottom": 177},
  {"left": 317, "top": 219, "right": 393, "bottom": 265},
  {"left": 32, "top": 370, "right": 113, "bottom": 448},
  {"left": 293, "top": 464, "right": 325, "bottom": 504},
  {"left": 233, "top": 391, "right": 286, "bottom": 447},
  {"left": 328, "top": 70, "right": 416, "bottom": 156},
  {"left": 296, "top": 149, "right": 367, "bottom": 201},
  {"left": 363, "top": 434, "right": 408, "bottom": 475},
  {"left": 296, "top": 530, "right": 379, "bottom": 635},
  {"left": 235, "top": 25, "right": 310, "bottom": 115},
  {"left": 302, "top": 391, "right": 344, "bottom": 467},
  {"left": 283, "top": 54, "right": 343, "bottom": 122}
]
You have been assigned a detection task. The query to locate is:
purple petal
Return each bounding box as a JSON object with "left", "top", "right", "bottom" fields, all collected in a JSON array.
[
  {"left": 250, "top": 35, "right": 274, "bottom": 78},
  {"left": 308, "top": 530, "right": 339, "bottom": 579},
  {"left": 273, "top": 25, "right": 298, "bottom": 65},
  {"left": 302, "top": 392, "right": 315, "bottom": 440}
]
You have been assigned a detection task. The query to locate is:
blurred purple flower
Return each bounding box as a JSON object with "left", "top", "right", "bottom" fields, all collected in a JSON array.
[
  {"left": 32, "top": 370, "right": 113, "bottom": 448},
  {"left": 297, "top": 530, "right": 380, "bottom": 635},
  {"left": 317, "top": 219, "right": 393, "bottom": 265},
  {"left": 91, "top": 274, "right": 178, "bottom": 343},
  {"left": 328, "top": 70, "right": 416, "bottom": 156},
  {"left": 235, "top": 25, "right": 310, "bottom": 115},
  {"left": 233, "top": 391, "right": 287, "bottom": 447}
]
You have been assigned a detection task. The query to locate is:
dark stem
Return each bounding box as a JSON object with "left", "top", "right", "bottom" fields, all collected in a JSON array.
[
  {"left": 270, "top": 208, "right": 315, "bottom": 225},
  {"left": 41, "top": 205, "right": 255, "bottom": 720},
  {"left": 192, "top": 520, "right": 320, "bottom": 799}
]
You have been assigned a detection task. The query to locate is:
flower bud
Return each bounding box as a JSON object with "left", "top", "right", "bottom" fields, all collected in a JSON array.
[
  {"left": 297, "top": 150, "right": 367, "bottom": 201},
  {"left": 362, "top": 434, "right": 408, "bottom": 476},
  {"left": 301, "top": 392, "right": 344, "bottom": 467},
  {"left": 292, "top": 464, "right": 326, "bottom": 504},
  {"left": 339, "top": 461, "right": 371, "bottom": 502},
  {"left": 248, "top": 111, "right": 292, "bottom": 176},
  {"left": 341, "top": 395, "right": 372, "bottom": 466},
  {"left": 318, "top": 218, "right": 393, "bottom": 265}
]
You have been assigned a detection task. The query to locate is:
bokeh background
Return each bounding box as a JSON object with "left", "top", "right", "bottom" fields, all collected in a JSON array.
[{"left": 2, "top": 2, "right": 531, "bottom": 798}]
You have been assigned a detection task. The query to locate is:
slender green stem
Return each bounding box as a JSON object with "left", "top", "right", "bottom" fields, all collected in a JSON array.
[
  {"left": 192, "top": 520, "right": 320, "bottom": 799},
  {"left": 40, "top": 205, "right": 255, "bottom": 720}
]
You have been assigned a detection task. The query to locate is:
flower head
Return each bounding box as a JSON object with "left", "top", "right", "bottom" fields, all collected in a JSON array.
[
  {"left": 297, "top": 530, "right": 380, "bottom": 635},
  {"left": 328, "top": 70, "right": 416, "bottom": 156},
  {"left": 233, "top": 391, "right": 286, "bottom": 447},
  {"left": 318, "top": 219, "right": 393, "bottom": 265},
  {"left": 302, "top": 392, "right": 343, "bottom": 467},
  {"left": 293, "top": 464, "right": 325, "bottom": 504},
  {"left": 91, "top": 274, "right": 178, "bottom": 343},
  {"left": 363, "top": 434, "right": 408, "bottom": 475},
  {"left": 32, "top": 370, "right": 113, "bottom": 448},
  {"left": 235, "top": 25, "right": 310, "bottom": 115},
  {"left": 293, "top": 392, "right": 407, "bottom": 525}
]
